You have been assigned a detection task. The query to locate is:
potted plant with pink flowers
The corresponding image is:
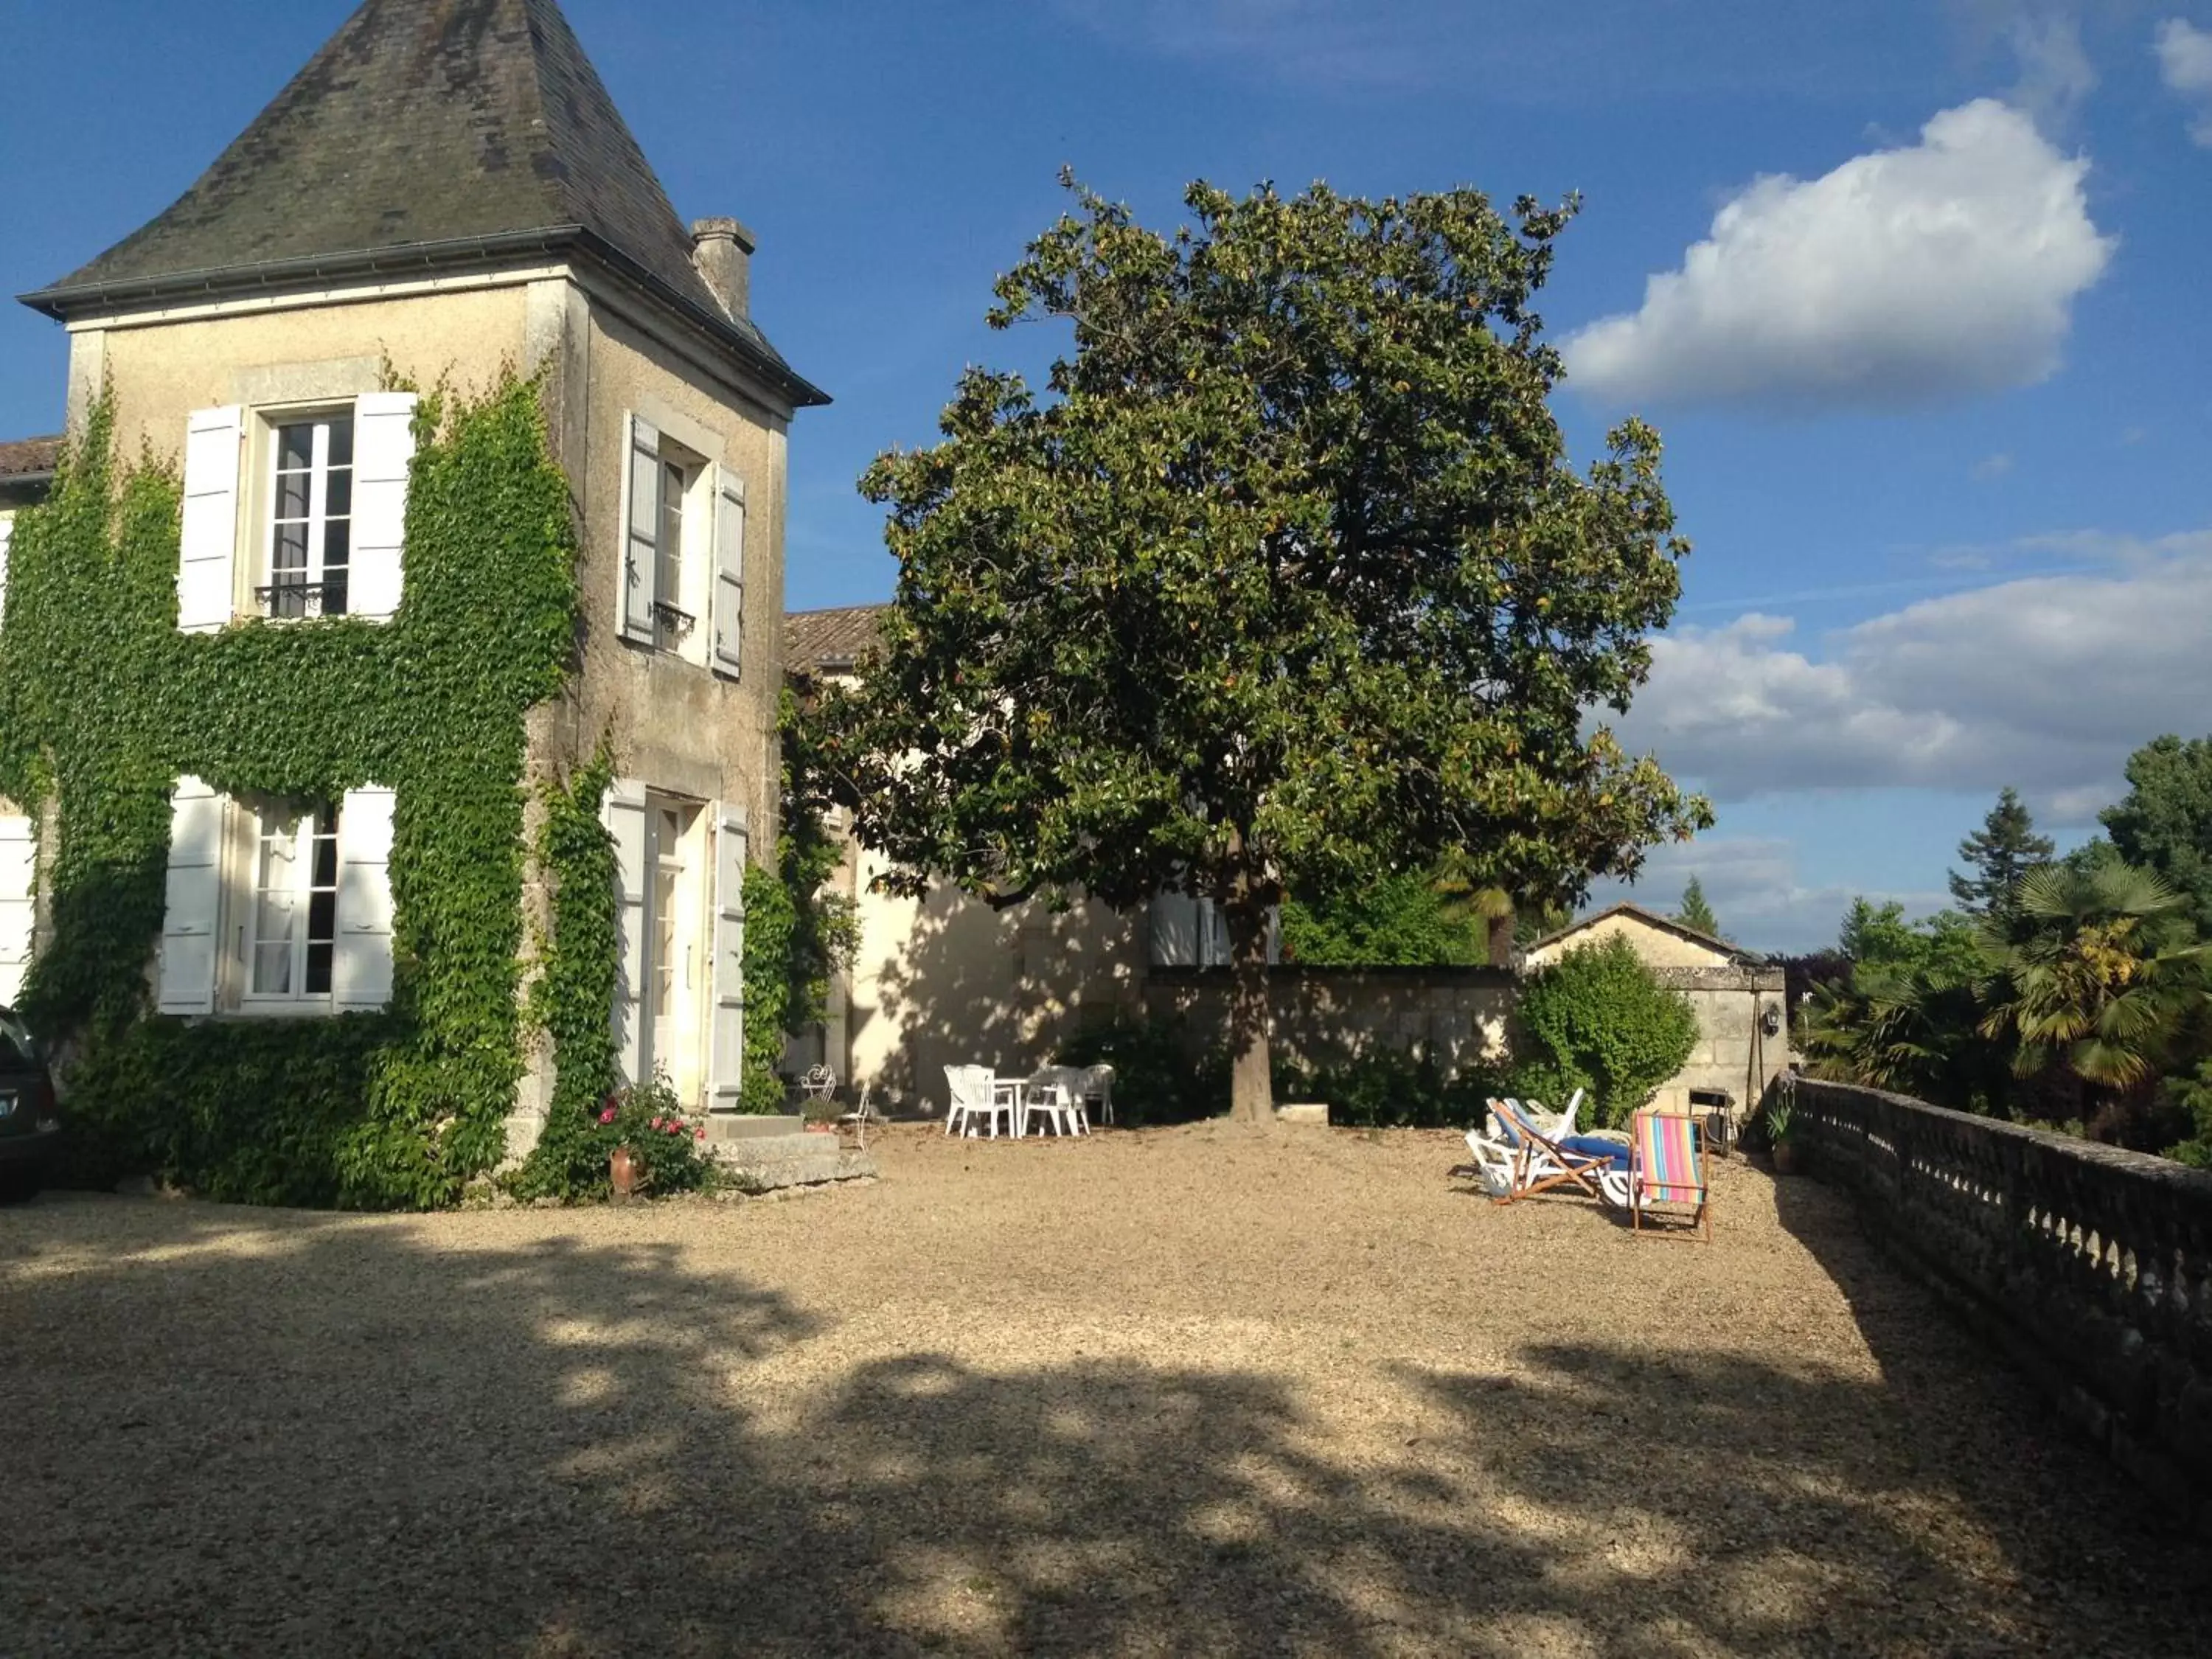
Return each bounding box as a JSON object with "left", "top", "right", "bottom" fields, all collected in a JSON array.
[{"left": 595, "top": 1075, "right": 715, "bottom": 1198}]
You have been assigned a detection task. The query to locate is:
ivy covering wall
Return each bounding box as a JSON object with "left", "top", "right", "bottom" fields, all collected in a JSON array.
[{"left": 0, "top": 376, "right": 578, "bottom": 1208}]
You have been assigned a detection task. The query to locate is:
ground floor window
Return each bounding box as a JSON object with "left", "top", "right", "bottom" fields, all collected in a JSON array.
[{"left": 248, "top": 804, "right": 340, "bottom": 1000}]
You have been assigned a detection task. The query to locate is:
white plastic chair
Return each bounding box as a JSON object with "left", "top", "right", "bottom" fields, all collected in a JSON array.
[
  {"left": 1079, "top": 1063, "right": 1115, "bottom": 1126},
  {"left": 1020, "top": 1074, "right": 1085, "bottom": 1138},
  {"left": 944, "top": 1065, "right": 1015, "bottom": 1138}
]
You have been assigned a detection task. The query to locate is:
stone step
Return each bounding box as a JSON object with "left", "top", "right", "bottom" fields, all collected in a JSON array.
[{"left": 706, "top": 1130, "right": 875, "bottom": 1191}]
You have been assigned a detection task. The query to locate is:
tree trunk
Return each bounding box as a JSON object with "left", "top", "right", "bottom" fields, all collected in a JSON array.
[
  {"left": 1225, "top": 894, "right": 1275, "bottom": 1125},
  {"left": 1486, "top": 906, "right": 1515, "bottom": 969}
]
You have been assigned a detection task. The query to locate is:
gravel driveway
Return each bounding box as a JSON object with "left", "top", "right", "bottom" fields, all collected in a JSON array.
[{"left": 3, "top": 1121, "right": 2206, "bottom": 1656}]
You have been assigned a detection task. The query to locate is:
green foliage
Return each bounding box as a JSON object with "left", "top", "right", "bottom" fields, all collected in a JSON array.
[
  {"left": 1511, "top": 934, "right": 1698, "bottom": 1129},
  {"left": 1280, "top": 869, "right": 1488, "bottom": 966},
  {"left": 0, "top": 375, "right": 579, "bottom": 1208},
  {"left": 1977, "top": 861, "right": 2211, "bottom": 1105},
  {"left": 813, "top": 174, "right": 1710, "bottom": 1119},
  {"left": 509, "top": 748, "right": 621, "bottom": 1203},
  {"left": 512, "top": 1074, "right": 713, "bottom": 1203},
  {"left": 1948, "top": 786, "right": 2054, "bottom": 918},
  {"left": 776, "top": 687, "right": 859, "bottom": 1034},
  {"left": 1057, "top": 1009, "right": 1229, "bottom": 1127},
  {"left": 740, "top": 863, "right": 797, "bottom": 1112},
  {"left": 2101, "top": 734, "right": 2212, "bottom": 935},
  {"left": 1278, "top": 1047, "right": 1502, "bottom": 1129},
  {"left": 1674, "top": 876, "right": 1720, "bottom": 939}
]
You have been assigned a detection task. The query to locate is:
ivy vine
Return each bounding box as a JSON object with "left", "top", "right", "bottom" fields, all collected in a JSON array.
[{"left": 0, "top": 373, "right": 578, "bottom": 1208}]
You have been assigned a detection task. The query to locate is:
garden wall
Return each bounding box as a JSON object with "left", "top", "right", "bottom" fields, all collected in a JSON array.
[
  {"left": 1784, "top": 1077, "right": 2212, "bottom": 1522},
  {"left": 1144, "top": 965, "right": 1517, "bottom": 1077}
]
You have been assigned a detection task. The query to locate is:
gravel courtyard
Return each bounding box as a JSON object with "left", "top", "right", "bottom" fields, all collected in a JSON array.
[{"left": 4, "top": 1121, "right": 2207, "bottom": 1656}]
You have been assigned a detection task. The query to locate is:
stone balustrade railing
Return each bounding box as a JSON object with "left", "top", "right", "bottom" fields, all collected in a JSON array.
[{"left": 1782, "top": 1076, "right": 2212, "bottom": 1519}]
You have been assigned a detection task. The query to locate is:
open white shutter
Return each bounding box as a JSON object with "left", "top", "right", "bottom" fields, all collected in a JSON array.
[
  {"left": 349, "top": 392, "right": 417, "bottom": 622},
  {"left": 604, "top": 779, "right": 649, "bottom": 1083},
  {"left": 178, "top": 406, "right": 243, "bottom": 633},
  {"left": 709, "top": 465, "right": 745, "bottom": 681},
  {"left": 0, "top": 515, "right": 14, "bottom": 632},
  {"left": 157, "top": 776, "right": 223, "bottom": 1014},
  {"left": 0, "top": 813, "right": 34, "bottom": 1008},
  {"left": 617, "top": 414, "right": 659, "bottom": 644},
  {"left": 333, "top": 786, "right": 395, "bottom": 1009},
  {"left": 706, "top": 804, "right": 747, "bottom": 1110}
]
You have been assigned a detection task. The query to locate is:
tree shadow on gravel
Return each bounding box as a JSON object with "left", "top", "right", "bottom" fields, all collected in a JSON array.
[{"left": 4, "top": 1194, "right": 2208, "bottom": 1657}]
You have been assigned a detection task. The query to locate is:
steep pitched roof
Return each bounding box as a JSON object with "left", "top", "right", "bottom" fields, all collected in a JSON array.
[
  {"left": 1529, "top": 902, "right": 1765, "bottom": 966},
  {"left": 785, "top": 603, "right": 889, "bottom": 672},
  {"left": 20, "top": 0, "right": 823, "bottom": 406}
]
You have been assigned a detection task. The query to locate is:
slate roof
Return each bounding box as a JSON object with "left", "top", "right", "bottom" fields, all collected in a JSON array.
[
  {"left": 19, "top": 0, "right": 824, "bottom": 407},
  {"left": 0, "top": 436, "right": 60, "bottom": 483},
  {"left": 785, "top": 604, "right": 889, "bottom": 671}
]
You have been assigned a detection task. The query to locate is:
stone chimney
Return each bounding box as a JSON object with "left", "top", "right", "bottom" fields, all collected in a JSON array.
[{"left": 689, "top": 217, "right": 755, "bottom": 321}]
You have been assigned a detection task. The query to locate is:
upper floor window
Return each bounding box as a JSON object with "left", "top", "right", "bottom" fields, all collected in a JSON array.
[
  {"left": 175, "top": 392, "right": 415, "bottom": 636},
  {"left": 264, "top": 416, "right": 353, "bottom": 619},
  {"left": 617, "top": 411, "right": 748, "bottom": 681}
]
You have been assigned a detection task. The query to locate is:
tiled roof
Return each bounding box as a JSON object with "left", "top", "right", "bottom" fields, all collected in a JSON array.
[
  {"left": 1530, "top": 901, "right": 1766, "bottom": 965},
  {"left": 20, "top": 0, "right": 822, "bottom": 406},
  {"left": 0, "top": 436, "right": 60, "bottom": 481},
  {"left": 785, "top": 604, "right": 889, "bottom": 670}
]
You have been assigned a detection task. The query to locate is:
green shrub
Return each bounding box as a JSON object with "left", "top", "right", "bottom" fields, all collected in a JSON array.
[
  {"left": 1512, "top": 934, "right": 1698, "bottom": 1129},
  {"left": 1280, "top": 871, "right": 1486, "bottom": 967},
  {"left": 1278, "top": 1046, "right": 1503, "bottom": 1129},
  {"left": 1057, "top": 1009, "right": 1228, "bottom": 1125}
]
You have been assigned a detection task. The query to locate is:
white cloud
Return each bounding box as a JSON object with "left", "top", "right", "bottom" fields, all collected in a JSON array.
[
  {"left": 2155, "top": 18, "right": 2212, "bottom": 144},
  {"left": 1564, "top": 100, "right": 2115, "bottom": 410},
  {"left": 1617, "top": 532, "right": 2212, "bottom": 821},
  {"left": 1970, "top": 451, "right": 2016, "bottom": 480},
  {"left": 1583, "top": 836, "right": 1949, "bottom": 956},
  {"left": 2004, "top": 10, "right": 2098, "bottom": 128}
]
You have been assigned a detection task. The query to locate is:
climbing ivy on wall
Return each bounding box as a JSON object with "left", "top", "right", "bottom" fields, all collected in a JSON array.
[{"left": 0, "top": 374, "right": 579, "bottom": 1208}]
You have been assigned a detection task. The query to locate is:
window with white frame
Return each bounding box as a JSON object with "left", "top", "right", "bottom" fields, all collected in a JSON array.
[
  {"left": 246, "top": 802, "right": 340, "bottom": 999},
  {"left": 156, "top": 777, "right": 394, "bottom": 1018},
  {"left": 262, "top": 415, "right": 353, "bottom": 619},
  {"left": 175, "top": 392, "right": 415, "bottom": 635},
  {"left": 617, "top": 412, "right": 748, "bottom": 680}
]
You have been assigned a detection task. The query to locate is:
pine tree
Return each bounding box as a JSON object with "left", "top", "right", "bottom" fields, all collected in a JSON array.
[
  {"left": 1674, "top": 875, "right": 1721, "bottom": 938},
  {"left": 1949, "top": 787, "right": 2055, "bottom": 917}
]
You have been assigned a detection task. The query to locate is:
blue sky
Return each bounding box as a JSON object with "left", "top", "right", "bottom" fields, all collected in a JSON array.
[{"left": 5, "top": 0, "right": 2211, "bottom": 951}]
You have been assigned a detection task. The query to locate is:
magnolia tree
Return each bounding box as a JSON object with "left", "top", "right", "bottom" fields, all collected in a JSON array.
[{"left": 812, "top": 176, "right": 1710, "bottom": 1122}]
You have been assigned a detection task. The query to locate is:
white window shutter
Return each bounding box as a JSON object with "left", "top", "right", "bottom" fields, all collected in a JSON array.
[
  {"left": 617, "top": 414, "right": 659, "bottom": 644},
  {"left": 710, "top": 466, "right": 745, "bottom": 681},
  {"left": 333, "top": 786, "right": 396, "bottom": 1009},
  {"left": 707, "top": 804, "right": 748, "bottom": 1110},
  {"left": 349, "top": 392, "right": 417, "bottom": 622},
  {"left": 0, "top": 813, "right": 35, "bottom": 1009},
  {"left": 178, "top": 406, "right": 243, "bottom": 633},
  {"left": 158, "top": 776, "right": 223, "bottom": 1014},
  {"left": 604, "top": 779, "right": 650, "bottom": 1083}
]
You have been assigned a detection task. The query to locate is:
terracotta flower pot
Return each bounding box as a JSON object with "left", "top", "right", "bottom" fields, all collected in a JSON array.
[
  {"left": 610, "top": 1145, "right": 639, "bottom": 1200},
  {"left": 1771, "top": 1141, "right": 1802, "bottom": 1177}
]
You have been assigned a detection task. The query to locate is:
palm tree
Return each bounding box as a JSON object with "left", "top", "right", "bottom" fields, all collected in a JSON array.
[
  {"left": 1977, "top": 862, "right": 2212, "bottom": 1099},
  {"left": 1801, "top": 958, "right": 2002, "bottom": 1113}
]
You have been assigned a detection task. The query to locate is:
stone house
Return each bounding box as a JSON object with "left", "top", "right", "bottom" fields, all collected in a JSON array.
[
  {"left": 1521, "top": 902, "right": 1791, "bottom": 1121},
  {"left": 1, "top": 0, "right": 824, "bottom": 1175}
]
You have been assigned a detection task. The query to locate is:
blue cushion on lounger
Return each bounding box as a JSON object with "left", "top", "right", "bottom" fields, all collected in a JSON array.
[{"left": 1560, "top": 1134, "right": 1631, "bottom": 1170}]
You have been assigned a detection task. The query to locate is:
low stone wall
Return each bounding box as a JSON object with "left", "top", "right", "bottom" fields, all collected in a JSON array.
[
  {"left": 1144, "top": 966, "right": 1516, "bottom": 1076},
  {"left": 1785, "top": 1077, "right": 2212, "bottom": 1520}
]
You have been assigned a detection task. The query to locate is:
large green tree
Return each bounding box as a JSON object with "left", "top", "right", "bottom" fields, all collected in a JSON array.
[
  {"left": 813, "top": 177, "right": 1708, "bottom": 1121},
  {"left": 2101, "top": 734, "right": 2212, "bottom": 933},
  {"left": 1948, "top": 786, "right": 2054, "bottom": 917}
]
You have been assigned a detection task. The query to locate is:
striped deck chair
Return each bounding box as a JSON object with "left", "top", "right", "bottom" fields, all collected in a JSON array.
[{"left": 1630, "top": 1110, "right": 1711, "bottom": 1240}]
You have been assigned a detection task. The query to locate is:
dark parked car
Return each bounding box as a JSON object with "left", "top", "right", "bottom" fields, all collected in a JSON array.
[{"left": 0, "top": 1008, "right": 59, "bottom": 1200}]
